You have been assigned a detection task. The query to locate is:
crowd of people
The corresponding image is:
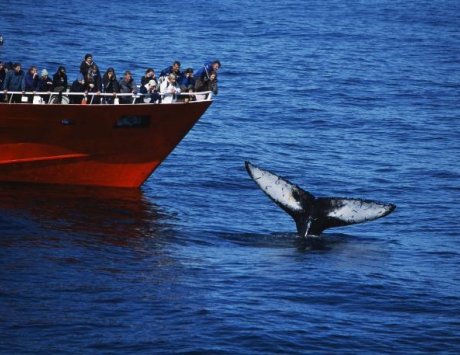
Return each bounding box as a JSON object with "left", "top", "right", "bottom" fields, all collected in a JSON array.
[{"left": 0, "top": 54, "right": 221, "bottom": 104}]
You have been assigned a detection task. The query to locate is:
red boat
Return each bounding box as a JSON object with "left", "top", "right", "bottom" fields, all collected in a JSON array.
[{"left": 0, "top": 92, "right": 212, "bottom": 188}]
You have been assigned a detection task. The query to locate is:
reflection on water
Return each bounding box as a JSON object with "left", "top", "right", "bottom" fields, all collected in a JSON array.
[
  {"left": 0, "top": 183, "right": 173, "bottom": 244},
  {"left": 0, "top": 184, "right": 191, "bottom": 355}
]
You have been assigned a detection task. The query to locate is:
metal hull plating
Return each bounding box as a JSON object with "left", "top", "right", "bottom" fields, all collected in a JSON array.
[{"left": 0, "top": 101, "right": 212, "bottom": 188}]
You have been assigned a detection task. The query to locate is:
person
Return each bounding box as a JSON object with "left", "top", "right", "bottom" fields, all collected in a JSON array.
[
  {"left": 86, "top": 64, "right": 102, "bottom": 104},
  {"left": 37, "top": 69, "right": 53, "bottom": 103},
  {"left": 118, "top": 70, "right": 137, "bottom": 104},
  {"left": 24, "top": 66, "right": 39, "bottom": 102},
  {"left": 0, "top": 61, "right": 6, "bottom": 101},
  {"left": 3, "top": 62, "right": 25, "bottom": 103},
  {"left": 159, "top": 61, "right": 183, "bottom": 84},
  {"left": 69, "top": 74, "right": 86, "bottom": 104},
  {"left": 102, "top": 67, "right": 119, "bottom": 104},
  {"left": 160, "top": 73, "right": 181, "bottom": 104},
  {"left": 52, "top": 66, "right": 68, "bottom": 104},
  {"left": 140, "top": 68, "right": 155, "bottom": 87},
  {"left": 143, "top": 79, "right": 160, "bottom": 103},
  {"left": 179, "top": 67, "right": 196, "bottom": 103},
  {"left": 0, "top": 61, "right": 6, "bottom": 89},
  {"left": 140, "top": 68, "right": 159, "bottom": 103},
  {"left": 194, "top": 60, "right": 221, "bottom": 82},
  {"left": 195, "top": 70, "right": 218, "bottom": 99},
  {"left": 80, "top": 53, "right": 95, "bottom": 77},
  {"left": 1, "top": 61, "right": 14, "bottom": 101}
]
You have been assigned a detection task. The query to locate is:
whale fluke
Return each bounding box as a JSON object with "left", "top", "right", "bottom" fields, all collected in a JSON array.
[{"left": 245, "top": 161, "right": 395, "bottom": 237}]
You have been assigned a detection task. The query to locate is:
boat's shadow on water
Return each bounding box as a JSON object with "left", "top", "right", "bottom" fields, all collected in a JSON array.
[{"left": 0, "top": 182, "right": 175, "bottom": 243}]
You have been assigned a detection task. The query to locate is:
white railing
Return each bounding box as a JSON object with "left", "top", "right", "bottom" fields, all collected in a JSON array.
[{"left": 1, "top": 90, "right": 213, "bottom": 105}]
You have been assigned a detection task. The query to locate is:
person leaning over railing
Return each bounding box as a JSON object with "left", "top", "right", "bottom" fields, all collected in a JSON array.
[
  {"left": 195, "top": 70, "right": 218, "bottom": 96},
  {"left": 194, "top": 60, "right": 221, "bottom": 83}
]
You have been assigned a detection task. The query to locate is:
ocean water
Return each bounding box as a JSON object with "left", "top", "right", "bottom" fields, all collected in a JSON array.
[{"left": 1, "top": 0, "right": 460, "bottom": 354}]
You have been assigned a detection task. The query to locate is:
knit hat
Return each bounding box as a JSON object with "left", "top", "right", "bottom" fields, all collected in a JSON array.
[{"left": 41, "top": 69, "right": 48, "bottom": 76}]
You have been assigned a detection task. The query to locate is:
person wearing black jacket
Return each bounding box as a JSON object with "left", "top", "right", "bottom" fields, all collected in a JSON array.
[
  {"left": 195, "top": 70, "right": 218, "bottom": 96},
  {"left": 69, "top": 74, "right": 86, "bottom": 104},
  {"left": 0, "top": 61, "right": 6, "bottom": 89},
  {"left": 140, "top": 68, "right": 159, "bottom": 103},
  {"left": 86, "top": 64, "right": 102, "bottom": 104},
  {"left": 52, "top": 66, "right": 68, "bottom": 103},
  {"left": 80, "top": 53, "right": 95, "bottom": 76},
  {"left": 102, "top": 67, "right": 119, "bottom": 104},
  {"left": 0, "top": 61, "right": 6, "bottom": 101}
]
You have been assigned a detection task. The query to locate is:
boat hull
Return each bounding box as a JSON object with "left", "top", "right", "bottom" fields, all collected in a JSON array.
[{"left": 0, "top": 101, "right": 212, "bottom": 188}]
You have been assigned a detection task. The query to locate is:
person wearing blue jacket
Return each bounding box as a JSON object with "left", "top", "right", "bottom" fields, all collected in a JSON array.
[
  {"left": 194, "top": 60, "right": 221, "bottom": 81},
  {"left": 24, "top": 66, "right": 40, "bottom": 102},
  {"left": 160, "top": 61, "right": 183, "bottom": 84},
  {"left": 3, "top": 62, "right": 25, "bottom": 102},
  {"left": 179, "top": 68, "right": 196, "bottom": 102}
]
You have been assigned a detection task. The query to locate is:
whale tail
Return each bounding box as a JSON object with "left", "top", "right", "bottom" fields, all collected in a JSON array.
[{"left": 245, "top": 161, "right": 395, "bottom": 237}]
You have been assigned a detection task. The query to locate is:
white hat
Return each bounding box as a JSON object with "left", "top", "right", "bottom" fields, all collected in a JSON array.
[{"left": 41, "top": 69, "right": 48, "bottom": 76}]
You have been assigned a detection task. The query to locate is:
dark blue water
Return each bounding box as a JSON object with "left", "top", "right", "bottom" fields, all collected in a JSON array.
[{"left": 1, "top": 0, "right": 460, "bottom": 354}]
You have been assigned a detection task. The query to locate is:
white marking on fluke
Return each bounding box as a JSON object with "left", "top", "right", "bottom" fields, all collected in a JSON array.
[{"left": 245, "top": 161, "right": 396, "bottom": 237}]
